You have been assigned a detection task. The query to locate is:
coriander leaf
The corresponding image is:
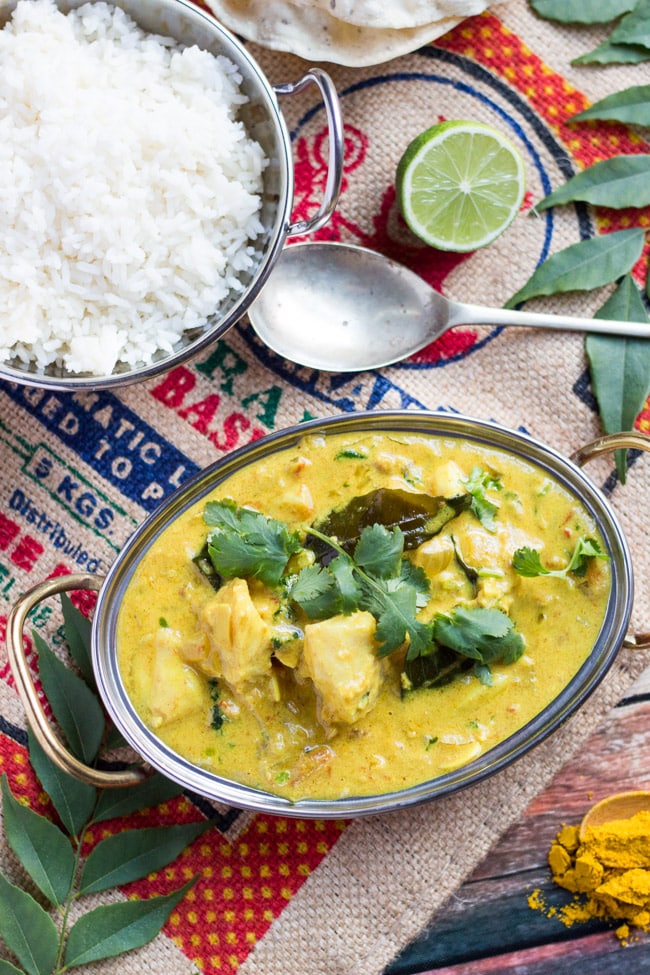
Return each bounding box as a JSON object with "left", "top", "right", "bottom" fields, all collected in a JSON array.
[
  {"left": 328, "top": 554, "right": 362, "bottom": 612},
  {"left": 513, "top": 537, "right": 608, "bottom": 578},
  {"left": 570, "top": 84, "right": 650, "bottom": 126},
  {"left": 432, "top": 606, "right": 524, "bottom": 665},
  {"left": 204, "top": 499, "right": 301, "bottom": 587},
  {"left": 610, "top": 0, "right": 650, "bottom": 51},
  {"left": 586, "top": 275, "right": 650, "bottom": 483},
  {"left": 399, "top": 558, "right": 431, "bottom": 609},
  {"left": 511, "top": 546, "right": 547, "bottom": 577},
  {"left": 572, "top": 39, "right": 650, "bottom": 64},
  {"left": 536, "top": 156, "right": 650, "bottom": 211},
  {"left": 462, "top": 466, "right": 501, "bottom": 531},
  {"left": 290, "top": 563, "right": 345, "bottom": 619},
  {"left": 505, "top": 229, "right": 646, "bottom": 308},
  {"left": 530, "top": 0, "right": 636, "bottom": 22},
  {"left": 354, "top": 523, "right": 404, "bottom": 578},
  {"left": 474, "top": 662, "right": 493, "bottom": 686},
  {"left": 367, "top": 584, "right": 435, "bottom": 659}
]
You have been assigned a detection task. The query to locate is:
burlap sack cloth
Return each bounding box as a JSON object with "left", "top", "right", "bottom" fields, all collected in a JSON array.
[{"left": 1, "top": 1, "right": 649, "bottom": 973}]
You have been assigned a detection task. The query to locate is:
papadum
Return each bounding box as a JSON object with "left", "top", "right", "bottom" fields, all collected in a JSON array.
[{"left": 204, "top": 0, "right": 501, "bottom": 65}]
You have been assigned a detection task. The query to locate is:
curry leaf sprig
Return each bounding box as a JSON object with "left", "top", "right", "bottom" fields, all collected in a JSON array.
[
  {"left": 517, "top": 1, "right": 650, "bottom": 484},
  {"left": 512, "top": 536, "right": 608, "bottom": 579},
  {"left": 0, "top": 595, "right": 207, "bottom": 975}
]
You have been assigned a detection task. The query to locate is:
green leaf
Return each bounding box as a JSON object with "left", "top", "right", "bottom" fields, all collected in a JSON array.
[
  {"left": 586, "top": 275, "right": 650, "bottom": 482},
  {"left": 462, "top": 467, "right": 502, "bottom": 531},
  {"left": 1, "top": 775, "right": 75, "bottom": 906},
  {"left": 570, "top": 84, "right": 650, "bottom": 126},
  {"left": 354, "top": 524, "right": 404, "bottom": 579},
  {"left": 432, "top": 606, "right": 525, "bottom": 665},
  {"left": 530, "top": 0, "right": 636, "bottom": 22},
  {"left": 290, "top": 563, "right": 344, "bottom": 619},
  {"left": 78, "top": 821, "right": 209, "bottom": 894},
  {"left": 204, "top": 499, "right": 301, "bottom": 587},
  {"left": 610, "top": 0, "right": 650, "bottom": 50},
  {"left": 63, "top": 877, "right": 196, "bottom": 967},
  {"left": 0, "top": 871, "right": 59, "bottom": 975},
  {"left": 27, "top": 729, "right": 97, "bottom": 838},
  {"left": 0, "top": 960, "right": 27, "bottom": 975},
  {"left": 32, "top": 630, "right": 105, "bottom": 764},
  {"left": 327, "top": 555, "right": 362, "bottom": 613},
  {"left": 513, "top": 537, "right": 608, "bottom": 577},
  {"left": 572, "top": 39, "right": 650, "bottom": 64},
  {"left": 60, "top": 592, "right": 94, "bottom": 688},
  {"left": 91, "top": 772, "right": 183, "bottom": 825},
  {"left": 536, "top": 156, "right": 650, "bottom": 211},
  {"left": 505, "top": 228, "right": 646, "bottom": 308},
  {"left": 369, "top": 584, "right": 434, "bottom": 659}
]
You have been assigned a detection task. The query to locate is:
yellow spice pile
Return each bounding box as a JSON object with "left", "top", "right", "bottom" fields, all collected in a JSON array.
[{"left": 529, "top": 810, "right": 650, "bottom": 945}]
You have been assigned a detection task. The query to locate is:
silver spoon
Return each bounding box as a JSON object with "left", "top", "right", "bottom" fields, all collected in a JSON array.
[{"left": 247, "top": 240, "right": 650, "bottom": 372}]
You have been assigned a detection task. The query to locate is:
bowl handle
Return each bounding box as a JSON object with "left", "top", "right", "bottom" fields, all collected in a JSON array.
[
  {"left": 6, "top": 573, "right": 148, "bottom": 789},
  {"left": 275, "top": 68, "right": 344, "bottom": 238},
  {"left": 570, "top": 431, "right": 650, "bottom": 651}
]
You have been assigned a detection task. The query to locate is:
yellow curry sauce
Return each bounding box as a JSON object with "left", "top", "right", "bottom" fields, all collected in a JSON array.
[{"left": 117, "top": 431, "right": 611, "bottom": 801}]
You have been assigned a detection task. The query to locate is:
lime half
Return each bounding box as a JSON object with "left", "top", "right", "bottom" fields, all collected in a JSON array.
[{"left": 396, "top": 120, "right": 526, "bottom": 252}]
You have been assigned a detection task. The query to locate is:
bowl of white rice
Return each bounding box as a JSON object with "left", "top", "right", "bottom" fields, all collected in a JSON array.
[{"left": 0, "top": 0, "right": 343, "bottom": 388}]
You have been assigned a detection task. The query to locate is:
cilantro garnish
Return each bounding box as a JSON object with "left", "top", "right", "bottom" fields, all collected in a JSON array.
[
  {"left": 512, "top": 537, "right": 608, "bottom": 579},
  {"left": 204, "top": 499, "right": 302, "bottom": 588},
  {"left": 462, "top": 466, "right": 502, "bottom": 532},
  {"left": 292, "top": 523, "right": 435, "bottom": 659}
]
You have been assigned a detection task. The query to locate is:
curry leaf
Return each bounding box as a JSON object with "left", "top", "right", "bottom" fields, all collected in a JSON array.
[
  {"left": 27, "top": 729, "right": 97, "bottom": 838},
  {"left": 572, "top": 39, "right": 650, "bottom": 64},
  {"left": 505, "top": 228, "right": 645, "bottom": 308},
  {"left": 536, "top": 156, "right": 650, "bottom": 210},
  {"left": 0, "top": 871, "right": 59, "bottom": 975},
  {"left": 586, "top": 275, "right": 650, "bottom": 482},
  {"left": 530, "top": 0, "right": 636, "bottom": 22},
  {"left": 570, "top": 84, "right": 650, "bottom": 126},
  {"left": 33, "top": 630, "right": 105, "bottom": 764},
  {"left": 0, "top": 960, "right": 26, "bottom": 975},
  {"left": 60, "top": 592, "right": 94, "bottom": 687},
  {"left": 91, "top": 772, "right": 183, "bottom": 825},
  {"left": 1, "top": 775, "right": 75, "bottom": 907},
  {"left": 78, "top": 822, "right": 209, "bottom": 894},
  {"left": 610, "top": 0, "right": 650, "bottom": 50},
  {"left": 63, "top": 877, "right": 197, "bottom": 968}
]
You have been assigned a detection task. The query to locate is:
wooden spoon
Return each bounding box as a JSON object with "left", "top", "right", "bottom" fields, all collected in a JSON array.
[{"left": 580, "top": 790, "right": 650, "bottom": 840}]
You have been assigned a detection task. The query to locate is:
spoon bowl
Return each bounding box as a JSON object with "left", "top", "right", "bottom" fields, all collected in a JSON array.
[
  {"left": 248, "top": 241, "right": 650, "bottom": 372},
  {"left": 580, "top": 790, "right": 650, "bottom": 840}
]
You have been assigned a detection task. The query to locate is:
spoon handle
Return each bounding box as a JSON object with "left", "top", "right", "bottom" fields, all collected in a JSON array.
[{"left": 453, "top": 301, "right": 650, "bottom": 339}]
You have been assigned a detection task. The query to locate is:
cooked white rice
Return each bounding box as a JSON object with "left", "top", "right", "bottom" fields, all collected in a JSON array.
[{"left": 0, "top": 0, "right": 267, "bottom": 376}]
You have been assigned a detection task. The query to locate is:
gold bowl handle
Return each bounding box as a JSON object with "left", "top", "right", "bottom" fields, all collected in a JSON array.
[
  {"left": 570, "top": 431, "right": 650, "bottom": 651},
  {"left": 6, "top": 573, "right": 147, "bottom": 788}
]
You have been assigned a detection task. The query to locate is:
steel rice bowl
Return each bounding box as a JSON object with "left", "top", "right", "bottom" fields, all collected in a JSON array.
[
  {"left": 8, "top": 411, "right": 639, "bottom": 819},
  {"left": 0, "top": 0, "right": 342, "bottom": 390}
]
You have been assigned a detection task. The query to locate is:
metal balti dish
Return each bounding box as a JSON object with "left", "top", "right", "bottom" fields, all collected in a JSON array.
[
  {"left": 0, "top": 0, "right": 343, "bottom": 391},
  {"left": 7, "top": 412, "right": 650, "bottom": 818}
]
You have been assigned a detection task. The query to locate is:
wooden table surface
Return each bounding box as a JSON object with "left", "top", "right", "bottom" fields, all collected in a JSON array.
[{"left": 386, "top": 664, "right": 650, "bottom": 974}]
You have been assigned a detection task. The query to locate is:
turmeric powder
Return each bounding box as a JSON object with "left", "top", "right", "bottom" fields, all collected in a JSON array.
[{"left": 529, "top": 810, "right": 650, "bottom": 944}]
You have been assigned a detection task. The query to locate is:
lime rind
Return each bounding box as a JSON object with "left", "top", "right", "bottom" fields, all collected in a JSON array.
[{"left": 396, "top": 120, "right": 526, "bottom": 252}]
